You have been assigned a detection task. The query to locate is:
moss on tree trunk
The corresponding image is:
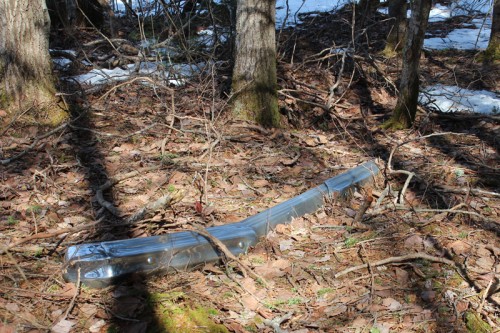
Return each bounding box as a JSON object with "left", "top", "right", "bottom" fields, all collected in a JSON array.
[
  {"left": 0, "top": 0, "right": 68, "bottom": 128},
  {"left": 231, "top": 0, "right": 280, "bottom": 128}
]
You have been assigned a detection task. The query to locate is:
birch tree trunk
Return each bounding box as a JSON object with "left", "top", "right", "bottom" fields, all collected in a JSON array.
[
  {"left": 384, "top": 0, "right": 432, "bottom": 129},
  {"left": 0, "top": 0, "right": 67, "bottom": 126},
  {"left": 231, "top": 0, "right": 280, "bottom": 127}
]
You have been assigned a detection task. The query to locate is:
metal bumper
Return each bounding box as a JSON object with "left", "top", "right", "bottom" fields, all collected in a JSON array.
[{"left": 63, "top": 161, "right": 379, "bottom": 287}]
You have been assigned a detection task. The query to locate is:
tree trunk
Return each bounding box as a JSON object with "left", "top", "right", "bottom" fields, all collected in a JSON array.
[
  {"left": 384, "top": 0, "right": 432, "bottom": 129},
  {"left": 0, "top": 0, "right": 67, "bottom": 126},
  {"left": 484, "top": 0, "right": 499, "bottom": 62},
  {"left": 382, "top": 0, "right": 407, "bottom": 57},
  {"left": 231, "top": 0, "right": 280, "bottom": 127}
]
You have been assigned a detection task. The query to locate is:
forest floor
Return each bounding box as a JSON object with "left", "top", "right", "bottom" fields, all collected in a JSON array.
[{"left": 1, "top": 6, "right": 499, "bottom": 333}]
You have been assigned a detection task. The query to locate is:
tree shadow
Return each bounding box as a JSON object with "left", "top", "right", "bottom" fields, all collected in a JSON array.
[{"left": 62, "top": 84, "right": 164, "bottom": 332}]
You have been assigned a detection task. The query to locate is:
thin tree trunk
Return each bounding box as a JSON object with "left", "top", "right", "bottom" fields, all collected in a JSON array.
[
  {"left": 231, "top": 0, "right": 280, "bottom": 127},
  {"left": 0, "top": 0, "right": 67, "bottom": 126},
  {"left": 383, "top": 0, "right": 407, "bottom": 56},
  {"left": 384, "top": 0, "right": 432, "bottom": 129}
]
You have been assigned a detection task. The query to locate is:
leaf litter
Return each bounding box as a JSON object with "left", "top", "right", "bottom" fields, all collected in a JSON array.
[{"left": 1, "top": 5, "right": 500, "bottom": 333}]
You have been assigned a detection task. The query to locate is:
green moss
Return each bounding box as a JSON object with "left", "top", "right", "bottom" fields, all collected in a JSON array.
[
  {"left": 150, "top": 295, "right": 228, "bottom": 333},
  {"left": 465, "top": 312, "right": 491, "bottom": 333}
]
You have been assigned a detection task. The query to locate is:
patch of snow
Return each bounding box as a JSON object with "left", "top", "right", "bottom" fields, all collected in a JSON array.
[
  {"left": 424, "top": 25, "right": 491, "bottom": 50},
  {"left": 429, "top": 4, "right": 453, "bottom": 22},
  {"left": 276, "top": 0, "right": 352, "bottom": 26},
  {"left": 419, "top": 84, "right": 500, "bottom": 114},
  {"left": 69, "top": 61, "right": 205, "bottom": 87}
]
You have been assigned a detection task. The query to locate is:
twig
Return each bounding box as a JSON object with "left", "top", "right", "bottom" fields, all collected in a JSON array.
[
  {"left": 63, "top": 268, "right": 81, "bottom": 320},
  {"left": 435, "top": 185, "right": 500, "bottom": 198},
  {"left": 387, "top": 132, "right": 466, "bottom": 172},
  {"left": 95, "top": 166, "right": 159, "bottom": 216},
  {"left": 353, "top": 191, "right": 373, "bottom": 223},
  {"left": 1, "top": 123, "right": 68, "bottom": 165},
  {"left": 262, "top": 312, "right": 293, "bottom": 333},
  {"left": 477, "top": 276, "right": 494, "bottom": 314},
  {"left": 125, "top": 190, "right": 185, "bottom": 224},
  {"left": 4, "top": 249, "right": 28, "bottom": 282},
  {"left": 334, "top": 252, "right": 457, "bottom": 278},
  {"left": 391, "top": 169, "right": 415, "bottom": 204},
  {"left": 397, "top": 206, "right": 497, "bottom": 224},
  {"left": 188, "top": 223, "right": 267, "bottom": 285},
  {"left": 1, "top": 221, "right": 100, "bottom": 254},
  {"left": 0, "top": 105, "right": 33, "bottom": 137}
]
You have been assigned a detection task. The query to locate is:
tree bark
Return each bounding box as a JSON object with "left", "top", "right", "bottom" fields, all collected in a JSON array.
[
  {"left": 0, "top": 0, "right": 67, "bottom": 126},
  {"left": 484, "top": 0, "right": 499, "bottom": 62},
  {"left": 384, "top": 0, "right": 432, "bottom": 129},
  {"left": 383, "top": 0, "right": 407, "bottom": 56},
  {"left": 231, "top": 0, "right": 280, "bottom": 128}
]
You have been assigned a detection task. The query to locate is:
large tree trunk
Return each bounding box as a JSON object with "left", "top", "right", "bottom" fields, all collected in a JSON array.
[
  {"left": 384, "top": 0, "right": 432, "bottom": 129},
  {"left": 231, "top": 0, "right": 280, "bottom": 128},
  {"left": 484, "top": 0, "right": 499, "bottom": 62},
  {"left": 0, "top": 0, "right": 67, "bottom": 126},
  {"left": 382, "top": 0, "right": 407, "bottom": 57}
]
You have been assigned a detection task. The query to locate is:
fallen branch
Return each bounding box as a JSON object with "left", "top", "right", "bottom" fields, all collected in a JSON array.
[
  {"left": 398, "top": 206, "right": 497, "bottom": 225},
  {"left": 125, "top": 190, "right": 185, "bottom": 224},
  {"left": 95, "top": 166, "right": 159, "bottom": 216},
  {"left": 435, "top": 185, "right": 500, "bottom": 198},
  {"left": 62, "top": 268, "right": 81, "bottom": 321},
  {"left": 188, "top": 223, "right": 267, "bottom": 285},
  {"left": 334, "top": 252, "right": 457, "bottom": 278},
  {"left": 0, "top": 221, "right": 100, "bottom": 255},
  {"left": 263, "top": 312, "right": 293, "bottom": 333}
]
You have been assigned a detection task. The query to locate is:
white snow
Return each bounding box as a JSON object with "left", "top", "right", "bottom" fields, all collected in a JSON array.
[
  {"left": 419, "top": 85, "right": 500, "bottom": 114},
  {"left": 424, "top": 15, "right": 492, "bottom": 50},
  {"left": 276, "top": 0, "right": 351, "bottom": 26},
  {"left": 70, "top": 62, "right": 205, "bottom": 87},
  {"left": 429, "top": 4, "right": 453, "bottom": 22}
]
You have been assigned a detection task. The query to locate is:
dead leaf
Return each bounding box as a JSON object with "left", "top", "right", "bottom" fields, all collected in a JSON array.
[
  {"left": 280, "top": 239, "right": 293, "bottom": 251},
  {"left": 0, "top": 324, "right": 16, "bottom": 333},
  {"left": 404, "top": 234, "right": 424, "bottom": 250},
  {"left": 51, "top": 319, "right": 75, "bottom": 333},
  {"left": 475, "top": 256, "right": 494, "bottom": 272},
  {"left": 325, "top": 304, "right": 347, "bottom": 317},
  {"left": 5, "top": 303, "right": 19, "bottom": 312},
  {"left": 253, "top": 179, "right": 269, "bottom": 188},
  {"left": 254, "top": 264, "right": 286, "bottom": 279},
  {"left": 448, "top": 240, "right": 472, "bottom": 256},
  {"left": 89, "top": 319, "right": 106, "bottom": 333},
  {"left": 304, "top": 137, "right": 318, "bottom": 147},
  {"left": 394, "top": 267, "right": 409, "bottom": 285},
  {"left": 382, "top": 297, "right": 403, "bottom": 311},
  {"left": 240, "top": 295, "right": 260, "bottom": 311}
]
